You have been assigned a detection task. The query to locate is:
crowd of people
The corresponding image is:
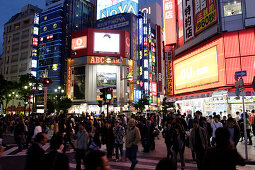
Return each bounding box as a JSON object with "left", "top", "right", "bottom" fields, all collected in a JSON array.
[{"left": 0, "top": 109, "right": 254, "bottom": 170}]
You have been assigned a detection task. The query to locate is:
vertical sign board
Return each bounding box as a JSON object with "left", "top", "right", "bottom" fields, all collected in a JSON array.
[
  {"left": 183, "top": 0, "right": 195, "bottom": 42},
  {"left": 177, "top": 0, "right": 184, "bottom": 46},
  {"left": 156, "top": 26, "right": 163, "bottom": 93},
  {"left": 163, "top": 0, "right": 177, "bottom": 45},
  {"left": 194, "top": 0, "right": 217, "bottom": 34},
  {"left": 166, "top": 47, "right": 174, "bottom": 95}
]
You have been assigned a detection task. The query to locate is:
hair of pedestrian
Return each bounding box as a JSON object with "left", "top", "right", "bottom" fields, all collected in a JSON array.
[
  {"left": 215, "top": 127, "right": 230, "bottom": 147},
  {"left": 192, "top": 119, "right": 199, "bottom": 124},
  {"left": 85, "top": 150, "right": 106, "bottom": 170},
  {"left": 35, "top": 132, "right": 45, "bottom": 143},
  {"left": 155, "top": 158, "right": 177, "bottom": 170}
]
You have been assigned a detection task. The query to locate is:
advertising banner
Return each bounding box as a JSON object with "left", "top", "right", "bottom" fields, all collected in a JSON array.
[
  {"left": 177, "top": 0, "right": 184, "bottom": 46},
  {"left": 166, "top": 46, "right": 174, "bottom": 95},
  {"left": 94, "top": 32, "right": 120, "bottom": 53},
  {"left": 95, "top": 14, "right": 130, "bottom": 30},
  {"left": 174, "top": 46, "right": 218, "bottom": 90},
  {"left": 97, "top": 73, "right": 117, "bottom": 88},
  {"left": 97, "top": 0, "right": 138, "bottom": 19},
  {"left": 163, "top": 0, "right": 177, "bottom": 45},
  {"left": 87, "top": 56, "right": 127, "bottom": 65},
  {"left": 194, "top": 0, "right": 217, "bottom": 34},
  {"left": 183, "top": 0, "right": 194, "bottom": 42},
  {"left": 71, "top": 36, "right": 87, "bottom": 50}
]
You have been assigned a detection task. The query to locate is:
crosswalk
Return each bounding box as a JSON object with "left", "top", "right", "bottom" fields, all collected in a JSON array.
[
  {"left": 69, "top": 157, "right": 198, "bottom": 170},
  {"left": 2, "top": 143, "right": 75, "bottom": 157}
]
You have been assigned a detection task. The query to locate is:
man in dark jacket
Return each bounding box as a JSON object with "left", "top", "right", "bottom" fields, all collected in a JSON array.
[
  {"left": 25, "top": 132, "right": 48, "bottom": 170},
  {"left": 227, "top": 118, "right": 240, "bottom": 147},
  {"left": 200, "top": 117, "right": 212, "bottom": 147}
]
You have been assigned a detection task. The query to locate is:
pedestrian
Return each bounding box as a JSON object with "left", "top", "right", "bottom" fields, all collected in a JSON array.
[
  {"left": 113, "top": 121, "right": 125, "bottom": 161},
  {"left": 162, "top": 121, "right": 174, "bottom": 159},
  {"left": 244, "top": 113, "right": 252, "bottom": 145},
  {"left": 14, "top": 117, "right": 26, "bottom": 151},
  {"left": 33, "top": 120, "right": 42, "bottom": 139},
  {"left": 75, "top": 123, "right": 88, "bottom": 170},
  {"left": 200, "top": 117, "right": 212, "bottom": 147},
  {"left": 221, "top": 116, "right": 227, "bottom": 127},
  {"left": 189, "top": 119, "right": 208, "bottom": 170},
  {"left": 211, "top": 115, "right": 223, "bottom": 146},
  {"left": 172, "top": 120, "right": 186, "bottom": 170},
  {"left": 44, "top": 132, "right": 69, "bottom": 170},
  {"left": 84, "top": 150, "right": 111, "bottom": 170},
  {"left": 203, "top": 127, "right": 245, "bottom": 170},
  {"left": 249, "top": 109, "right": 255, "bottom": 137},
  {"left": 102, "top": 121, "right": 114, "bottom": 160},
  {"left": 227, "top": 118, "right": 240, "bottom": 147},
  {"left": 125, "top": 119, "right": 141, "bottom": 170},
  {"left": 25, "top": 132, "right": 48, "bottom": 170},
  {"left": 238, "top": 114, "right": 244, "bottom": 142},
  {"left": 155, "top": 158, "right": 177, "bottom": 170}
]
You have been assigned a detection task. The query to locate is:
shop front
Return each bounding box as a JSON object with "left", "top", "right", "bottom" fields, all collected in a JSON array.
[{"left": 171, "top": 28, "right": 255, "bottom": 116}]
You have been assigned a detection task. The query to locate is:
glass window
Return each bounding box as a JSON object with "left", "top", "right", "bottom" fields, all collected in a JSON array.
[{"left": 224, "top": 0, "right": 242, "bottom": 17}]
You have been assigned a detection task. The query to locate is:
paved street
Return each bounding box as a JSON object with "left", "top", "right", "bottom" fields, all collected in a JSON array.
[{"left": 1, "top": 134, "right": 255, "bottom": 170}]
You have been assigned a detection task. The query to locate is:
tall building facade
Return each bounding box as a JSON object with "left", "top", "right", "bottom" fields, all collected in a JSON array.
[
  {"left": 0, "top": 5, "right": 42, "bottom": 81},
  {"left": 37, "top": 0, "right": 95, "bottom": 98},
  {"left": 164, "top": 0, "right": 255, "bottom": 115}
]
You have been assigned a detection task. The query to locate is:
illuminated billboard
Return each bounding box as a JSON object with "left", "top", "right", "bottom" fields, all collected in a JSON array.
[
  {"left": 174, "top": 46, "right": 218, "bottom": 90},
  {"left": 94, "top": 32, "right": 120, "bottom": 54},
  {"left": 71, "top": 36, "right": 87, "bottom": 50},
  {"left": 194, "top": 0, "right": 217, "bottom": 34},
  {"left": 97, "top": 0, "right": 138, "bottom": 19},
  {"left": 163, "top": 0, "right": 177, "bottom": 45},
  {"left": 96, "top": 73, "right": 117, "bottom": 88}
]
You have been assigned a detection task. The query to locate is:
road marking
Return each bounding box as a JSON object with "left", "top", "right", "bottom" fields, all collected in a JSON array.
[{"left": 2, "top": 146, "right": 18, "bottom": 156}]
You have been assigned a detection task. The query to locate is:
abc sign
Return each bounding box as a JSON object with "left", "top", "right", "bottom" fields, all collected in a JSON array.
[{"left": 71, "top": 36, "right": 87, "bottom": 50}]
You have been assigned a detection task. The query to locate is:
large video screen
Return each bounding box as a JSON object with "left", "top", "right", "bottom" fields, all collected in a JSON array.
[
  {"left": 97, "top": 0, "right": 138, "bottom": 19},
  {"left": 93, "top": 32, "right": 120, "bottom": 54},
  {"left": 96, "top": 73, "right": 117, "bottom": 88}
]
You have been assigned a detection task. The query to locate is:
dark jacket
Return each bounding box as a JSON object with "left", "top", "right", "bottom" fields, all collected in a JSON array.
[
  {"left": 44, "top": 150, "right": 69, "bottom": 170},
  {"left": 203, "top": 145, "right": 245, "bottom": 170},
  {"left": 162, "top": 127, "right": 174, "bottom": 145},
  {"left": 189, "top": 127, "right": 208, "bottom": 151},
  {"left": 25, "top": 143, "right": 45, "bottom": 170}
]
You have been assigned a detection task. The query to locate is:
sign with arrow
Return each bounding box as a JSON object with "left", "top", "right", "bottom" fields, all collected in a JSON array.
[{"left": 235, "top": 71, "right": 247, "bottom": 80}]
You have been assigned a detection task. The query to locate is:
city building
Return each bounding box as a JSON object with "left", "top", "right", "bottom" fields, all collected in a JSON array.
[
  {"left": 0, "top": 4, "right": 42, "bottom": 81},
  {"left": 37, "top": 0, "right": 96, "bottom": 111},
  {"left": 164, "top": 0, "right": 255, "bottom": 116}
]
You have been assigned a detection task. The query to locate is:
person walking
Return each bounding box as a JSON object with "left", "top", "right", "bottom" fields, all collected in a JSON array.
[
  {"left": 227, "top": 118, "right": 240, "bottom": 147},
  {"left": 14, "top": 117, "right": 26, "bottom": 151},
  {"left": 162, "top": 121, "right": 175, "bottom": 159},
  {"left": 211, "top": 115, "right": 223, "bottom": 146},
  {"left": 125, "top": 119, "right": 141, "bottom": 170},
  {"left": 44, "top": 133, "right": 69, "bottom": 170},
  {"left": 113, "top": 121, "right": 125, "bottom": 161},
  {"left": 75, "top": 123, "right": 88, "bottom": 170},
  {"left": 200, "top": 117, "right": 212, "bottom": 147},
  {"left": 245, "top": 113, "right": 252, "bottom": 145},
  {"left": 189, "top": 120, "right": 208, "bottom": 170},
  {"left": 25, "top": 132, "right": 48, "bottom": 170},
  {"left": 102, "top": 121, "right": 114, "bottom": 160},
  {"left": 203, "top": 127, "right": 245, "bottom": 170}
]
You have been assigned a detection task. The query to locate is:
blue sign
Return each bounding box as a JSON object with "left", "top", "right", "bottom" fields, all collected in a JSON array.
[
  {"left": 95, "top": 14, "right": 130, "bottom": 29},
  {"left": 235, "top": 71, "right": 247, "bottom": 80},
  {"left": 100, "top": 0, "right": 138, "bottom": 19},
  {"left": 134, "top": 90, "right": 141, "bottom": 103}
]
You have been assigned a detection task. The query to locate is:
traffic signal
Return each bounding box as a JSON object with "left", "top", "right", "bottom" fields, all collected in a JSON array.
[
  {"left": 99, "top": 88, "right": 106, "bottom": 101},
  {"left": 43, "top": 78, "right": 53, "bottom": 85},
  {"left": 106, "top": 88, "right": 113, "bottom": 100}
]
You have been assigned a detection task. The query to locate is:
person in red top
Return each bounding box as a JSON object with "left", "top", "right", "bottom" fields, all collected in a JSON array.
[{"left": 249, "top": 110, "right": 255, "bottom": 136}]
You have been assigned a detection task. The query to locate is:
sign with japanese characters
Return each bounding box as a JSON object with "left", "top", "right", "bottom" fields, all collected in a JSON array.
[
  {"left": 183, "top": 0, "right": 194, "bottom": 42},
  {"left": 194, "top": 0, "right": 217, "bottom": 34},
  {"left": 163, "top": 0, "right": 177, "bottom": 45}
]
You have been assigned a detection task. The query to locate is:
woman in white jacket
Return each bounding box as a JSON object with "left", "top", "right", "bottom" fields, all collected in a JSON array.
[{"left": 33, "top": 121, "right": 42, "bottom": 139}]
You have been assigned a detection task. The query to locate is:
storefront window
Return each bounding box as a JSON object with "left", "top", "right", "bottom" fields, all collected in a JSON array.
[{"left": 224, "top": 0, "right": 242, "bottom": 17}]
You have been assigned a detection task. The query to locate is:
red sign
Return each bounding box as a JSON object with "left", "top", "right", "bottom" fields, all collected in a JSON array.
[
  {"left": 33, "top": 38, "right": 38, "bottom": 46},
  {"left": 163, "top": 0, "right": 177, "bottom": 45},
  {"left": 165, "top": 46, "right": 174, "bottom": 95},
  {"left": 157, "top": 26, "right": 163, "bottom": 93},
  {"left": 152, "top": 82, "right": 157, "bottom": 96},
  {"left": 87, "top": 56, "right": 127, "bottom": 65},
  {"left": 71, "top": 36, "right": 87, "bottom": 50},
  {"left": 194, "top": 0, "right": 217, "bottom": 34}
]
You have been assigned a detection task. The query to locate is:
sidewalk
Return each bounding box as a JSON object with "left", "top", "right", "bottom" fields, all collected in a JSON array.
[{"left": 236, "top": 136, "right": 255, "bottom": 162}]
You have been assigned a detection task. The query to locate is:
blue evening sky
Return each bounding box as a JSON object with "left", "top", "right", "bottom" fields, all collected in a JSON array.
[{"left": 0, "top": 0, "right": 45, "bottom": 54}]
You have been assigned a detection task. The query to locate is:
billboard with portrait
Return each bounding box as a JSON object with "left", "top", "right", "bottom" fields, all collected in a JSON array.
[
  {"left": 97, "top": 73, "right": 117, "bottom": 88},
  {"left": 97, "top": 0, "right": 138, "bottom": 20}
]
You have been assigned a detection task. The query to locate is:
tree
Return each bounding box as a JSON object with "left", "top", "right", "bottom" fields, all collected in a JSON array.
[
  {"left": 133, "top": 98, "right": 149, "bottom": 113},
  {"left": 47, "top": 98, "right": 55, "bottom": 115},
  {"left": 56, "top": 97, "right": 72, "bottom": 114}
]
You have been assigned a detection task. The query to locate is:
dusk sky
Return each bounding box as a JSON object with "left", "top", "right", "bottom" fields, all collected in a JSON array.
[{"left": 0, "top": 0, "right": 45, "bottom": 54}]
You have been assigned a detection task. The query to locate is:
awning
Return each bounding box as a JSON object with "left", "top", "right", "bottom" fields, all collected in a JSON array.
[
  {"left": 16, "top": 106, "right": 25, "bottom": 112},
  {"left": 6, "top": 106, "right": 16, "bottom": 111}
]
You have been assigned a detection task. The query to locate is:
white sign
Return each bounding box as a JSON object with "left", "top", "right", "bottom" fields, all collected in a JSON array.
[
  {"left": 33, "top": 27, "right": 39, "bottom": 35},
  {"left": 183, "top": 0, "right": 194, "bottom": 41},
  {"left": 93, "top": 32, "right": 120, "bottom": 54},
  {"left": 32, "top": 60, "right": 37, "bottom": 68}
]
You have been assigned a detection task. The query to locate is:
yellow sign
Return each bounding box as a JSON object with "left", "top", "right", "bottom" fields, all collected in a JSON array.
[{"left": 174, "top": 46, "right": 218, "bottom": 90}]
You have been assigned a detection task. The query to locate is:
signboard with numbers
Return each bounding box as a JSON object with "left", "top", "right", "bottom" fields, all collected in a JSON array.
[
  {"left": 194, "top": 0, "right": 217, "bottom": 34},
  {"left": 163, "top": 0, "right": 177, "bottom": 45},
  {"left": 183, "top": 0, "right": 195, "bottom": 42}
]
